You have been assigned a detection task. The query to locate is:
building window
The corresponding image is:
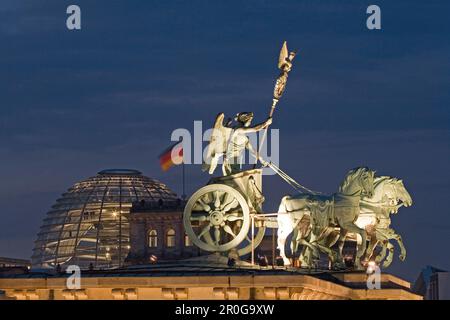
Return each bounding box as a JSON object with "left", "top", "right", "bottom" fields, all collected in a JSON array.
[
  {"left": 166, "top": 228, "right": 176, "bottom": 248},
  {"left": 148, "top": 229, "right": 158, "bottom": 248},
  {"left": 82, "top": 211, "right": 95, "bottom": 221},
  {"left": 184, "top": 233, "right": 192, "bottom": 247}
]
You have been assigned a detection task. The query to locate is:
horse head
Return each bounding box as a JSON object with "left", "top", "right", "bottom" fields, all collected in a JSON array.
[
  {"left": 339, "top": 167, "right": 375, "bottom": 197},
  {"left": 367, "top": 176, "right": 413, "bottom": 214},
  {"left": 397, "top": 179, "right": 413, "bottom": 207},
  {"left": 384, "top": 178, "right": 413, "bottom": 213}
]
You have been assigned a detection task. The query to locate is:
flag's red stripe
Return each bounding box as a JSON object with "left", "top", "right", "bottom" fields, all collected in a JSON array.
[
  {"left": 159, "top": 151, "right": 172, "bottom": 163},
  {"left": 158, "top": 141, "right": 183, "bottom": 171}
]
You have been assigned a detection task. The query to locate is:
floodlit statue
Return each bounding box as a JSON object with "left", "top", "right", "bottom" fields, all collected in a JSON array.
[
  {"left": 203, "top": 112, "right": 272, "bottom": 176},
  {"left": 185, "top": 41, "right": 412, "bottom": 272}
]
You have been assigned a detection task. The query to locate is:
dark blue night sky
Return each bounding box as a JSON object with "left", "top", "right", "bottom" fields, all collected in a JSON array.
[{"left": 0, "top": 0, "right": 449, "bottom": 280}]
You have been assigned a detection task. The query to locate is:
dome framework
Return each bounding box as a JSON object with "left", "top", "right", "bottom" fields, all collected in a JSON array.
[{"left": 32, "top": 169, "right": 178, "bottom": 269}]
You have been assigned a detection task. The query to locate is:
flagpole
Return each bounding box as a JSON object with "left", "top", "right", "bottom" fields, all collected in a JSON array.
[{"left": 182, "top": 161, "right": 186, "bottom": 200}]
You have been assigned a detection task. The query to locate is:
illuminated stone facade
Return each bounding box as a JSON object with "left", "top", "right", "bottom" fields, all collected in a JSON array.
[{"left": 0, "top": 266, "right": 421, "bottom": 300}]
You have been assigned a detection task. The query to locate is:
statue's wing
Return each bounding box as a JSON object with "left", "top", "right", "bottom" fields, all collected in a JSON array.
[
  {"left": 278, "top": 41, "right": 289, "bottom": 69},
  {"left": 213, "top": 112, "right": 225, "bottom": 132},
  {"left": 203, "top": 113, "right": 228, "bottom": 169}
]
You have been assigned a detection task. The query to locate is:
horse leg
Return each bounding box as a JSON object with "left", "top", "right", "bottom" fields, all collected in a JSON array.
[
  {"left": 277, "top": 234, "right": 289, "bottom": 266},
  {"left": 294, "top": 228, "right": 306, "bottom": 265},
  {"left": 298, "top": 238, "right": 320, "bottom": 268},
  {"left": 290, "top": 228, "right": 299, "bottom": 257},
  {"left": 340, "top": 223, "right": 367, "bottom": 270},
  {"left": 276, "top": 202, "right": 293, "bottom": 266},
  {"left": 303, "top": 232, "right": 321, "bottom": 268},
  {"left": 383, "top": 242, "right": 395, "bottom": 268},
  {"left": 299, "top": 241, "right": 312, "bottom": 267},
  {"left": 366, "top": 237, "right": 379, "bottom": 261},
  {"left": 298, "top": 245, "right": 308, "bottom": 267},
  {"left": 397, "top": 235, "right": 406, "bottom": 261},
  {"left": 277, "top": 227, "right": 291, "bottom": 266},
  {"left": 375, "top": 240, "right": 387, "bottom": 264},
  {"left": 336, "top": 229, "right": 347, "bottom": 267},
  {"left": 391, "top": 232, "right": 406, "bottom": 261},
  {"left": 315, "top": 242, "right": 337, "bottom": 269}
]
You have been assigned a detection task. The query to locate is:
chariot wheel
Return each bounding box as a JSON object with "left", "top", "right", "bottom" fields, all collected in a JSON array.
[{"left": 183, "top": 184, "right": 250, "bottom": 253}]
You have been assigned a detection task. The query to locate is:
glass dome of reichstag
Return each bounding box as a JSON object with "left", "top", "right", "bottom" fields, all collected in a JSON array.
[{"left": 31, "top": 169, "right": 178, "bottom": 269}]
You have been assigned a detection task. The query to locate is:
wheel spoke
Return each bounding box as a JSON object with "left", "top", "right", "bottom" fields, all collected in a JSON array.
[
  {"left": 226, "top": 216, "right": 243, "bottom": 222},
  {"left": 198, "top": 224, "right": 211, "bottom": 238},
  {"left": 214, "top": 191, "right": 221, "bottom": 209},
  {"left": 225, "top": 212, "right": 243, "bottom": 222},
  {"left": 220, "top": 192, "right": 234, "bottom": 210},
  {"left": 201, "top": 193, "right": 213, "bottom": 205},
  {"left": 197, "top": 198, "right": 212, "bottom": 213},
  {"left": 190, "top": 214, "right": 209, "bottom": 222},
  {"left": 214, "top": 226, "right": 221, "bottom": 245},
  {"left": 222, "top": 224, "right": 236, "bottom": 238},
  {"left": 222, "top": 198, "right": 239, "bottom": 213},
  {"left": 192, "top": 203, "right": 207, "bottom": 211},
  {"left": 203, "top": 232, "right": 215, "bottom": 245}
]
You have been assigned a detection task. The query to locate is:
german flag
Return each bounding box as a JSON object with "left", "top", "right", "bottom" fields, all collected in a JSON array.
[{"left": 159, "top": 141, "right": 183, "bottom": 171}]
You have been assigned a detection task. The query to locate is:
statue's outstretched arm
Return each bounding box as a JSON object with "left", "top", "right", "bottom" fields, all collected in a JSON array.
[{"left": 238, "top": 117, "right": 272, "bottom": 134}]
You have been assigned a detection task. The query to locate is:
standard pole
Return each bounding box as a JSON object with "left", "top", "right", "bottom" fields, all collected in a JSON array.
[
  {"left": 255, "top": 98, "right": 278, "bottom": 168},
  {"left": 254, "top": 43, "right": 296, "bottom": 168}
]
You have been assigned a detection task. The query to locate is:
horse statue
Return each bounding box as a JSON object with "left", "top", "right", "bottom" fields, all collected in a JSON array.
[
  {"left": 358, "top": 176, "right": 413, "bottom": 267},
  {"left": 277, "top": 167, "right": 375, "bottom": 270},
  {"left": 279, "top": 174, "right": 412, "bottom": 270}
]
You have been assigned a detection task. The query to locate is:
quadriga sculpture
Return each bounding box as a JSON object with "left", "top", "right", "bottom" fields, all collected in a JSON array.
[
  {"left": 184, "top": 41, "right": 413, "bottom": 272},
  {"left": 277, "top": 167, "right": 375, "bottom": 270}
]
